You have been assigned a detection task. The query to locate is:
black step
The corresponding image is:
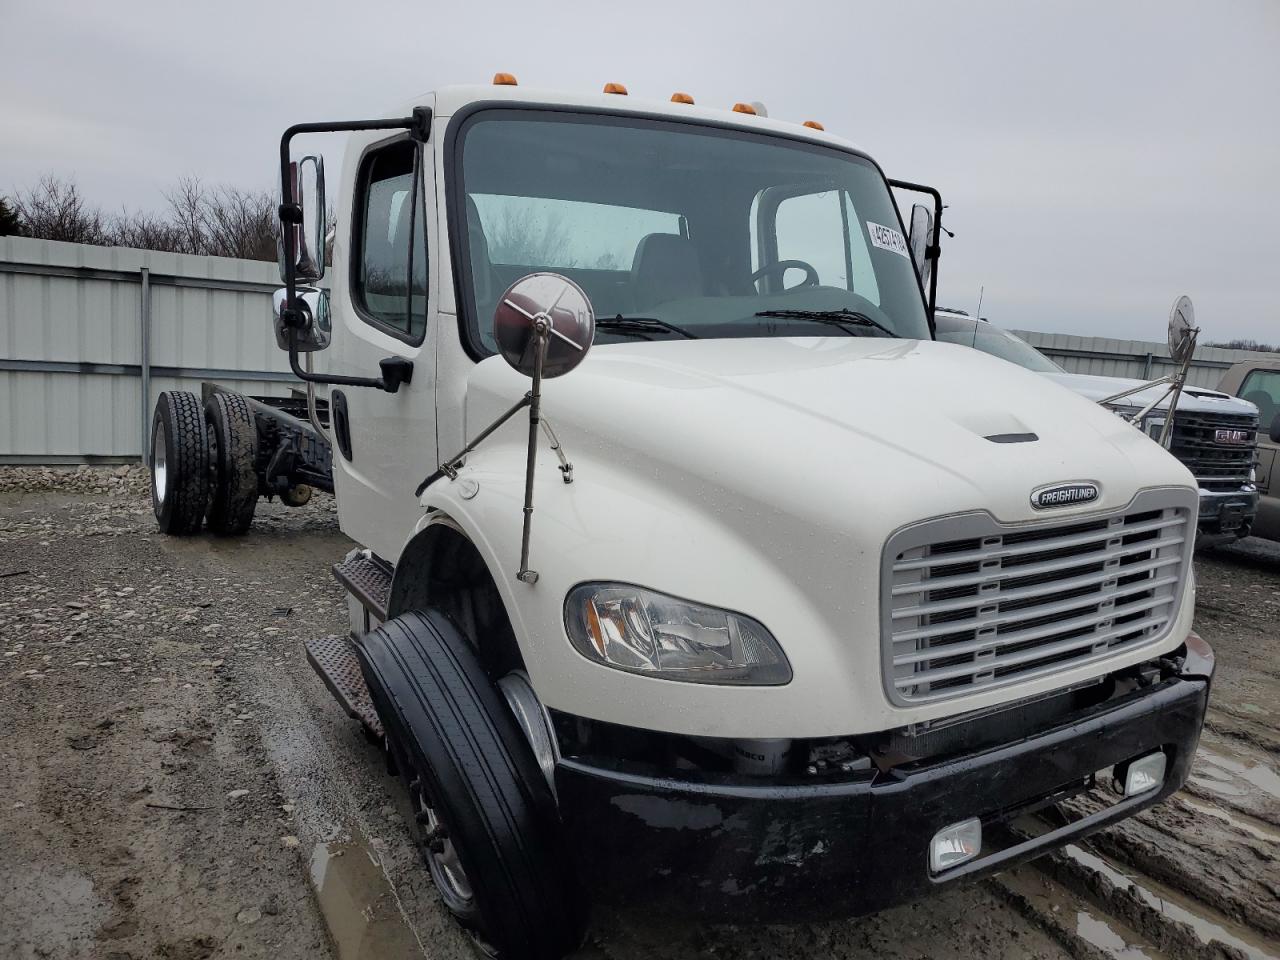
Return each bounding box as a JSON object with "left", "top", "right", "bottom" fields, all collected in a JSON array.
[
  {"left": 305, "top": 634, "right": 383, "bottom": 737},
  {"left": 332, "top": 551, "right": 392, "bottom": 622}
]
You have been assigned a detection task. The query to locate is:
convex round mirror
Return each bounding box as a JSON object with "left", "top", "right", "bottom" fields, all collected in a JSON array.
[
  {"left": 493, "top": 273, "right": 595, "bottom": 378},
  {"left": 1167, "top": 295, "right": 1197, "bottom": 366}
]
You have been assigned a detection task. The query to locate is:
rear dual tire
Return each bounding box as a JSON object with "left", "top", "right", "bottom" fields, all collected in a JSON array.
[
  {"left": 150, "top": 390, "right": 259, "bottom": 536},
  {"left": 357, "top": 610, "right": 586, "bottom": 960},
  {"left": 150, "top": 391, "right": 210, "bottom": 535},
  {"left": 204, "top": 392, "right": 258, "bottom": 534}
]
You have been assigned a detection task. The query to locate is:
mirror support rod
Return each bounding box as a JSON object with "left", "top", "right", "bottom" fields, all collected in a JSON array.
[
  {"left": 278, "top": 108, "right": 432, "bottom": 392},
  {"left": 888, "top": 179, "right": 943, "bottom": 333}
]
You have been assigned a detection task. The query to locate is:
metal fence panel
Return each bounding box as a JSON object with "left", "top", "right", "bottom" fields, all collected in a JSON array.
[
  {"left": 1009, "top": 329, "right": 1267, "bottom": 390},
  {"left": 1, "top": 236, "right": 301, "bottom": 463}
]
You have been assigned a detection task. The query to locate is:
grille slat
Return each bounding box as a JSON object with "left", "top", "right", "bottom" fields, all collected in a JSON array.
[
  {"left": 892, "top": 591, "right": 1176, "bottom": 666},
  {"left": 893, "top": 573, "right": 1180, "bottom": 643},
  {"left": 882, "top": 490, "right": 1193, "bottom": 705},
  {"left": 892, "top": 611, "right": 1173, "bottom": 689},
  {"left": 891, "top": 514, "right": 1183, "bottom": 572},
  {"left": 890, "top": 535, "right": 1184, "bottom": 597},
  {"left": 891, "top": 554, "right": 1181, "bottom": 619}
]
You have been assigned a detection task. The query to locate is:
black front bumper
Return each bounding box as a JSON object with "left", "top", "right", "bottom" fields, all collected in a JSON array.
[
  {"left": 1196, "top": 488, "right": 1258, "bottom": 544},
  {"left": 554, "top": 637, "right": 1212, "bottom": 923}
]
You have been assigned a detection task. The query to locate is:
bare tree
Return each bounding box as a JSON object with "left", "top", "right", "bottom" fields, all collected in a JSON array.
[
  {"left": 12, "top": 177, "right": 109, "bottom": 244},
  {"left": 487, "top": 204, "right": 571, "bottom": 267},
  {"left": 10, "top": 175, "right": 280, "bottom": 261},
  {"left": 1206, "top": 339, "right": 1279, "bottom": 353}
]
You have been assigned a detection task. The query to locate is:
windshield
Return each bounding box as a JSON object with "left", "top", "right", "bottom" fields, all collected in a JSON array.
[
  {"left": 934, "top": 313, "right": 1064, "bottom": 373},
  {"left": 455, "top": 110, "right": 931, "bottom": 354}
]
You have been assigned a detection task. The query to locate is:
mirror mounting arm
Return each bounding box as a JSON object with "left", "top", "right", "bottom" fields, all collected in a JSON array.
[
  {"left": 277, "top": 109, "right": 433, "bottom": 392},
  {"left": 285, "top": 330, "right": 411, "bottom": 393}
]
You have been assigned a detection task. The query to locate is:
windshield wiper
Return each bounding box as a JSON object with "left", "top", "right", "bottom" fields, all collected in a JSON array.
[
  {"left": 754, "top": 308, "right": 899, "bottom": 339},
  {"left": 595, "top": 315, "right": 698, "bottom": 340}
]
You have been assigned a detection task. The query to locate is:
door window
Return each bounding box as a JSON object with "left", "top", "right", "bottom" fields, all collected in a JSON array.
[
  {"left": 353, "top": 140, "right": 428, "bottom": 343},
  {"left": 1240, "top": 369, "right": 1280, "bottom": 433}
]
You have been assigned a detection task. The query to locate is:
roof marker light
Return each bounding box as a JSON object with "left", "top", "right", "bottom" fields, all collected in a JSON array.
[
  {"left": 603, "top": 82, "right": 628, "bottom": 95},
  {"left": 493, "top": 72, "right": 518, "bottom": 86},
  {"left": 671, "top": 92, "right": 695, "bottom": 104},
  {"left": 803, "top": 120, "right": 825, "bottom": 130},
  {"left": 732, "top": 102, "right": 757, "bottom": 115}
]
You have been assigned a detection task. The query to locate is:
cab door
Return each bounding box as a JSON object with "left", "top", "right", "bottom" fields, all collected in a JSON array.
[
  {"left": 329, "top": 129, "right": 439, "bottom": 561},
  {"left": 1237, "top": 368, "right": 1280, "bottom": 492}
]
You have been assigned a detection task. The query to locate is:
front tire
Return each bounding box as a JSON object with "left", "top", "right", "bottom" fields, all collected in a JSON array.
[
  {"left": 204, "top": 392, "right": 259, "bottom": 535},
  {"left": 150, "top": 391, "right": 209, "bottom": 535},
  {"left": 356, "top": 610, "right": 586, "bottom": 960}
]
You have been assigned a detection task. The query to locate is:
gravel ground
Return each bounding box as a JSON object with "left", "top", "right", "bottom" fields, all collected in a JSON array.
[{"left": 1, "top": 467, "right": 1277, "bottom": 960}]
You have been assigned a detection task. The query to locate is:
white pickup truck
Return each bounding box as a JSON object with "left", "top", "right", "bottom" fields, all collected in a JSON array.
[
  {"left": 148, "top": 80, "right": 1212, "bottom": 959},
  {"left": 934, "top": 310, "right": 1261, "bottom": 546}
]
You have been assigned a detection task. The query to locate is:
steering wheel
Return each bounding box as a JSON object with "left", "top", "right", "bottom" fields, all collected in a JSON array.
[{"left": 751, "top": 259, "right": 819, "bottom": 291}]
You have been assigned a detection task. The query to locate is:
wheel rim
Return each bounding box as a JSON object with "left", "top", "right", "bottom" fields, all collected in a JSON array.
[
  {"left": 153, "top": 420, "right": 167, "bottom": 506},
  {"left": 411, "top": 783, "right": 475, "bottom": 904}
]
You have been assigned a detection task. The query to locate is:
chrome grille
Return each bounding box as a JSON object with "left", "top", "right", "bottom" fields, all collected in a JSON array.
[
  {"left": 1167, "top": 411, "right": 1258, "bottom": 491},
  {"left": 881, "top": 489, "right": 1195, "bottom": 705}
]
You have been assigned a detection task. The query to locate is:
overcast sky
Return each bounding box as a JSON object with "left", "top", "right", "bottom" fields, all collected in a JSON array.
[{"left": 3, "top": 0, "right": 1277, "bottom": 342}]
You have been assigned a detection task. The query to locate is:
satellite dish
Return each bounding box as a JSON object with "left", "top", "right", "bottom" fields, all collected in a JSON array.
[
  {"left": 493, "top": 273, "right": 595, "bottom": 379},
  {"left": 1167, "top": 295, "right": 1198, "bottom": 366}
]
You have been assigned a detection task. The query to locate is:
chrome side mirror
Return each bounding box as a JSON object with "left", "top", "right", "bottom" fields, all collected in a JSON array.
[
  {"left": 279, "top": 156, "right": 327, "bottom": 283},
  {"left": 909, "top": 202, "right": 934, "bottom": 292},
  {"left": 1167, "top": 295, "right": 1198, "bottom": 366},
  {"left": 273, "top": 286, "right": 330, "bottom": 352}
]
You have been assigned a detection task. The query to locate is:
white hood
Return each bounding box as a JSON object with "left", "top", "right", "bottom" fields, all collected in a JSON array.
[
  {"left": 468, "top": 336, "right": 1195, "bottom": 532},
  {"left": 1043, "top": 371, "right": 1259, "bottom": 417}
]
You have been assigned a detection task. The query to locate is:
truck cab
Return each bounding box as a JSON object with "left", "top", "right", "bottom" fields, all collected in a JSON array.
[
  {"left": 1218, "top": 355, "right": 1280, "bottom": 540},
  {"left": 151, "top": 79, "right": 1213, "bottom": 959}
]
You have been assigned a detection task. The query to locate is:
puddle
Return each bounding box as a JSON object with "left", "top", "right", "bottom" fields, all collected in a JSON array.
[
  {"left": 1062, "top": 844, "right": 1279, "bottom": 960},
  {"left": 1195, "top": 746, "right": 1280, "bottom": 802},
  {"left": 309, "top": 837, "right": 426, "bottom": 960},
  {"left": 1001, "top": 865, "right": 1163, "bottom": 960},
  {"left": 1076, "top": 911, "right": 1156, "bottom": 960},
  {"left": 1179, "top": 794, "right": 1280, "bottom": 844}
]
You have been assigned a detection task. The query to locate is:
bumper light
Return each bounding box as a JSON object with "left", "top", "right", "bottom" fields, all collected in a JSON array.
[
  {"left": 929, "top": 818, "right": 982, "bottom": 874},
  {"left": 564, "top": 583, "right": 791, "bottom": 685},
  {"left": 1117, "top": 751, "right": 1167, "bottom": 797}
]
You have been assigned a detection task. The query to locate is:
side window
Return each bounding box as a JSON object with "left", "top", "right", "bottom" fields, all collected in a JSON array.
[
  {"left": 354, "top": 140, "right": 428, "bottom": 342},
  {"left": 774, "top": 190, "right": 847, "bottom": 288},
  {"left": 1240, "top": 369, "right": 1280, "bottom": 431},
  {"left": 765, "top": 189, "right": 881, "bottom": 304}
]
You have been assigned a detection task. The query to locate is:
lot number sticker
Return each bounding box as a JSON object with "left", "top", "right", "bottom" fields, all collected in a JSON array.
[{"left": 867, "top": 221, "right": 910, "bottom": 258}]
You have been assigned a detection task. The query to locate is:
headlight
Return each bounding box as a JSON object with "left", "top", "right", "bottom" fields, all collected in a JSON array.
[
  {"left": 564, "top": 583, "right": 791, "bottom": 685},
  {"left": 1103, "top": 403, "right": 1165, "bottom": 441}
]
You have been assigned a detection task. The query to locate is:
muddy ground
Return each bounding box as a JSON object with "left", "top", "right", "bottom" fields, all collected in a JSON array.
[{"left": 1, "top": 467, "right": 1276, "bottom": 960}]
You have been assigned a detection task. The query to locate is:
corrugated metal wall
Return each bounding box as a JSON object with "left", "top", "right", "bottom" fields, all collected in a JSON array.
[
  {"left": 1, "top": 236, "right": 304, "bottom": 462},
  {"left": 1009, "top": 329, "right": 1263, "bottom": 390},
  {"left": 2, "top": 237, "right": 1270, "bottom": 463}
]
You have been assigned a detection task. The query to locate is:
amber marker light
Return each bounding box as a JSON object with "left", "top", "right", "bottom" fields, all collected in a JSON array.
[
  {"left": 493, "top": 72, "right": 518, "bottom": 86},
  {"left": 671, "top": 92, "right": 695, "bottom": 104},
  {"left": 803, "top": 120, "right": 825, "bottom": 130},
  {"left": 732, "top": 102, "right": 757, "bottom": 115},
  {"left": 585, "top": 601, "right": 607, "bottom": 657},
  {"left": 603, "top": 82, "right": 628, "bottom": 95}
]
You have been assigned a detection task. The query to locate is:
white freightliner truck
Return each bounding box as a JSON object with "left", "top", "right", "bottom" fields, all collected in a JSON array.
[{"left": 148, "top": 79, "right": 1213, "bottom": 959}]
